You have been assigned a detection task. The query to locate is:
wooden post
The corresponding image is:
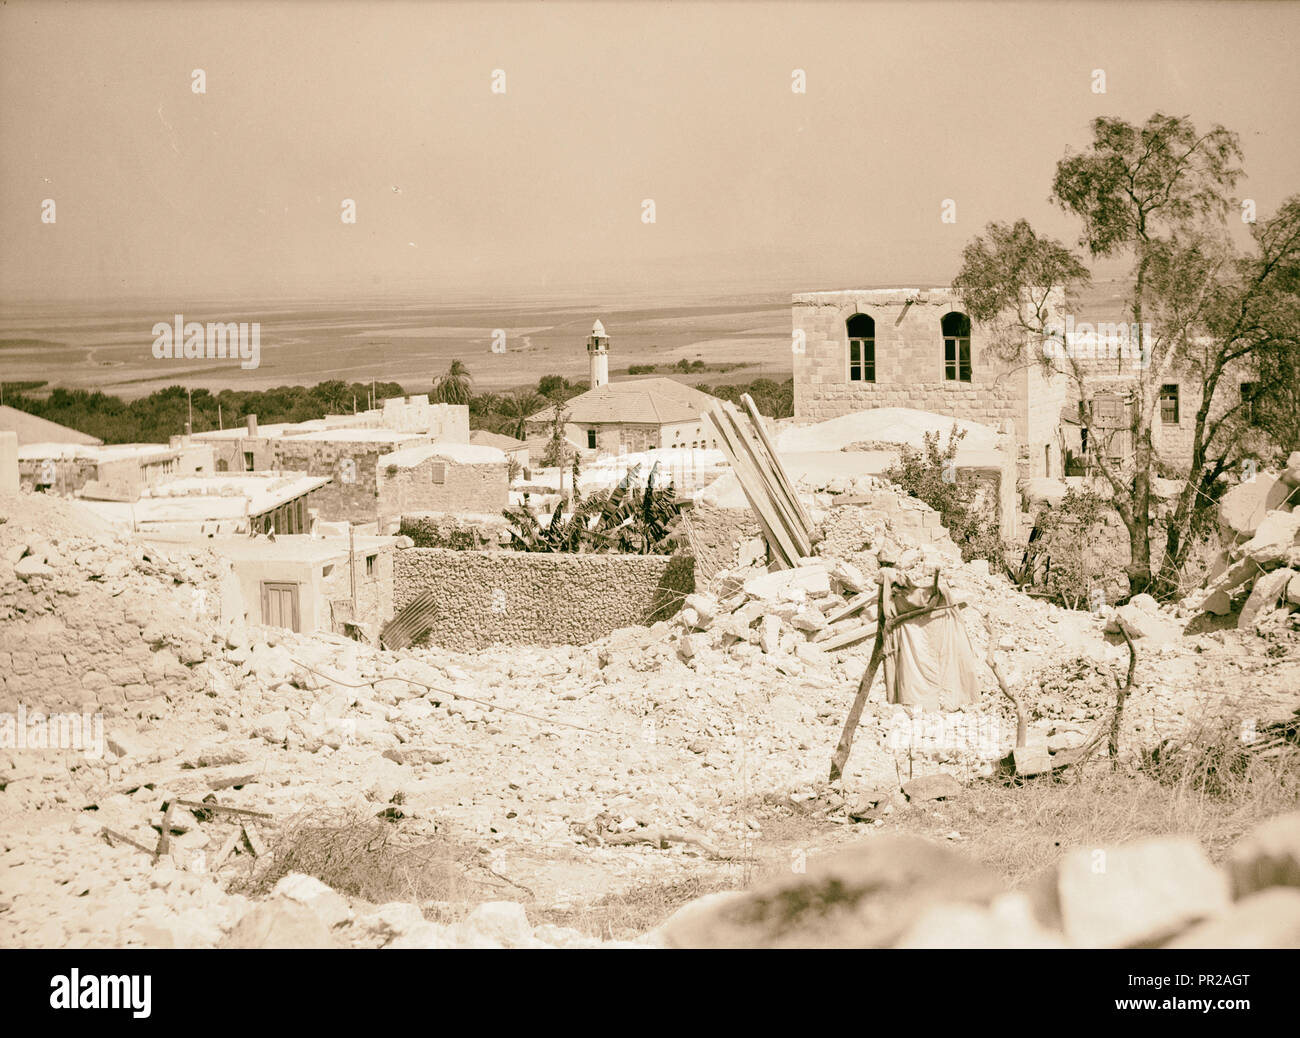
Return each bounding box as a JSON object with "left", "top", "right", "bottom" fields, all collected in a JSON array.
[
  {"left": 348, "top": 523, "right": 358, "bottom": 618},
  {"left": 830, "top": 571, "right": 891, "bottom": 782}
]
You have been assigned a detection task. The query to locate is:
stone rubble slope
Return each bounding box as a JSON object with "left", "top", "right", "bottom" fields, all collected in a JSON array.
[
  {"left": 1190, "top": 452, "right": 1300, "bottom": 636},
  {"left": 1, "top": 483, "right": 1296, "bottom": 949}
]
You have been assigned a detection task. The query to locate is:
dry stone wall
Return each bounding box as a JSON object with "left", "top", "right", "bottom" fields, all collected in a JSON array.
[{"left": 394, "top": 548, "right": 694, "bottom": 650}]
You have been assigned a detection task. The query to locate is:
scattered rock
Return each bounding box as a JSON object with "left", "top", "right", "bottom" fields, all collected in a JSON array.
[{"left": 1056, "top": 837, "right": 1230, "bottom": 948}]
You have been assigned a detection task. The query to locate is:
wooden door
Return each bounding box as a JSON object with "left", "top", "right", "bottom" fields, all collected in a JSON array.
[{"left": 261, "top": 582, "right": 301, "bottom": 632}]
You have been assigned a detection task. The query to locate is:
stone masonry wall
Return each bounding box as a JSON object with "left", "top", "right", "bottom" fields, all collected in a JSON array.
[
  {"left": 377, "top": 458, "right": 508, "bottom": 517},
  {"left": 793, "top": 289, "right": 1071, "bottom": 480},
  {"left": 318, "top": 543, "right": 394, "bottom": 632},
  {"left": 270, "top": 441, "right": 385, "bottom": 523},
  {"left": 394, "top": 548, "right": 695, "bottom": 650}
]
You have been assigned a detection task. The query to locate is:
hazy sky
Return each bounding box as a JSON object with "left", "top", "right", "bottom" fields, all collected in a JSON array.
[{"left": 2, "top": 0, "right": 1297, "bottom": 304}]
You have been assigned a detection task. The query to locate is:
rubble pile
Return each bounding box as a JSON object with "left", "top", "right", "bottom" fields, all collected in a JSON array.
[
  {"left": 1192, "top": 453, "right": 1300, "bottom": 634},
  {"left": 0, "top": 494, "right": 225, "bottom": 712},
  {"left": 1, "top": 474, "right": 1296, "bottom": 949}
]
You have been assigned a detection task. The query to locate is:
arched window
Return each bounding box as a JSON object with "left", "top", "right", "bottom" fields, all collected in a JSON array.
[
  {"left": 942, "top": 311, "right": 972, "bottom": 382},
  {"left": 846, "top": 313, "right": 875, "bottom": 383}
]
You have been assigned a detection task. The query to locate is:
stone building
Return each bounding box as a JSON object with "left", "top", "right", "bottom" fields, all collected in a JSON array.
[
  {"left": 191, "top": 397, "right": 468, "bottom": 474},
  {"left": 376, "top": 442, "right": 509, "bottom": 523},
  {"left": 17, "top": 441, "right": 214, "bottom": 497},
  {"left": 792, "top": 288, "right": 1068, "bottom": 479},
  {"left": 1057, "top": 333, "right": 1259, "bottom": 474},
  {"left": 213, "top": 533, "right": 396, "bottom": 636},
  {"left": 269, "top": 428, "right": 432, "bottom": 523},
  {"left": 526, "top": 321, "right": 723, "bottom": 455}
]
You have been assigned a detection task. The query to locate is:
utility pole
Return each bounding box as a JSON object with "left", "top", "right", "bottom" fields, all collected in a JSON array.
[
  {"left": 348, "top": 523, "right": 358, "bottom": 617},
  {"left": 186, "top": 387, "right": 193, "bottom": 437},
  {"left": 218, "top": 403, "right": 223, "bottom": 431}
]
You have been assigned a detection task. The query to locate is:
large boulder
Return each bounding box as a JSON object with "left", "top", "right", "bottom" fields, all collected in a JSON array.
[
  {"left": 1165, "top": 888, "right": 1300, "bottom": 949},
  {"left": 1235, "top": 510, "right": 1300, "bottom": 567},
  {"left": 1281, "top": 451, "right": 1300, "bottom": 488},
  {"left": 1238, "top": 568, "right": 1296, "bottom": 631},
  {"left": 1055, "top": 837, "right": 1229, "bottom": 947},
  {"left": 1228, "top": 811, "right": 1300, "bottom": 897},
  {"left": 1219, "top": 474, "right": 1293, "bottom": 540},
  {"left": 651, "top": 835, "right": 1002, "bottom": 948}
]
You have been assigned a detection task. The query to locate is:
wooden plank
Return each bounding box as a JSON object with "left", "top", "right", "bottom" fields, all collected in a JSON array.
[
  {"left": 820, "top": 599, "right": 968, "bottom": 651},
  {"left": 704, "top": 408, "right": 792, "bottom": 566},
  {"left": 739, "top": 394, "right": 814, "bottom": 532},
  {"left": 718, "top": 404, "right": 811, "bottom": 557},
  {"left": 100, "top": 828, "right": 156, "bottom": 856},
  {"left": 830, "top": 575, "right": 891, "bottom": 782},
  {"left": 824, "top": 593, "right": 869, "bottom": 626},
  {"left": 154, "top": 799, "right": 177, "bottom": 861},
  {"left": 242, "top": 823, "right": 268, "bottom": 858},
  {"left": 174, "top": 799, "right": 272, "bottom": 819},
  {"left": 705, "top": 407, "right": 799, "bottom": 567},
  {"left": 209, "top": 828, "right": 243, "bottom": 870},
  {"left": 713, "top": 403, "right": 809, "bottom": 558}
]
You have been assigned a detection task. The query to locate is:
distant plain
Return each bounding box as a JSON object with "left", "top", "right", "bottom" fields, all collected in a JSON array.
[{"left": 0, "top": 281, "right": 1132, "bottom": 400}]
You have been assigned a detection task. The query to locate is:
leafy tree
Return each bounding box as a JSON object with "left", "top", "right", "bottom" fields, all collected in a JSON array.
[
  {"left": 431, "top": 359, "right": 473, "bottom": 405},
  {"left": 502, "top": 463, "right": 681, "bottom": 554},
  {"left": 951, "top": 112, "right": 1298, "bottom": 597},
  {"left": 496, "top": 389, "right": 544, "bottom": 440}
]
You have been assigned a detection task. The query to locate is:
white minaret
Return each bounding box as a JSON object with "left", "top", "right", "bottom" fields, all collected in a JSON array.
[{"left": 587, "top": 318, "right": 610, "bottom": 389}]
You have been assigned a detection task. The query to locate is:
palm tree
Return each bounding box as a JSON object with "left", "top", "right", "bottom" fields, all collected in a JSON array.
[
  {"left": 431, "top": 359, "right": 473, "bottom": 405},
  {"left": 497, "top": 389, "right": 545, "bottom": 440}
]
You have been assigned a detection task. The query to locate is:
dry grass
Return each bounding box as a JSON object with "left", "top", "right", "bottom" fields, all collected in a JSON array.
[
  {"left": 894, "top": 748, "right": 1300, "bottom": 889},
  {"left": 229, "top": 808, "right": 482, "bottom": 907},
  {"left": 528, "top": 874, "right": 738, "bottom": 942}
]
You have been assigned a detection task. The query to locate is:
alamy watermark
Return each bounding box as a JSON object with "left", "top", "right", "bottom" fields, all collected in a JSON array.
[
  {"left": 0, "top": 705, "right": 104, "bottom": 758},
  {"left": 1040, "top": 316, "right": 1153, "bottom": 369},
  {"left": 151, "top": 314, "right": 260, "bottom": 369}
]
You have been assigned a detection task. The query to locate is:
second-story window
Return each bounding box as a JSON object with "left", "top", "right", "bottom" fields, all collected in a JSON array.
[
  {"left": 942, "top": 311, "right": 972, "bottom": 382},
  {"left": 1160, "top": 384, "right": 1180, "bottom": 424},
  {"left": 846, "top": 314, "right": 875, "bottom": 382}
]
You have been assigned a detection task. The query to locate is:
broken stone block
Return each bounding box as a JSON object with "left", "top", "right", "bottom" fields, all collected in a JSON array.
[
  {"left": 902, "top": 773, "right": 963, "bottom": 802},
  {"left": 683, "top": 594, "right": 718, "bottom": 625},
  {"left": 1105, "top": 602, "right": 1179, "bottom": 643},
  {"left": 1200, "top": 588, "right": 1233, "bottom": 616},
  {"left": 758, "top": 615, "right": 781, "bottom": 655},
  {"left": 1165, "top": 888, "right": 1300, "bottom": 949},
  {"left": 1289, "top": 573, "right": 1300, "bottom": 607},
  {"left": 13, "top": 555, "right": 53, "bottom": 580},
  {"left": 1236, "top": 510, "right": 1300, "bottom": 566},
  {"left": 1056, "top": 837, "right": 1230, "bottom": 947},
  {"left": 1219, "top": 474, "right": 1292, "bottom": 540},
  {"left": 790, "top": 606, "right": 828, "bottom": 633},
  {"left": 463, "top": 901, "right": 532, "bottom": 946},
  {"left": 1238, "top": 568, "right": 1296, "bottom": 631},
  {"left": 1281, "top": 451, "right": 1300, "bottom": 488},
  {"left": 742, "top": 565, "right": 830, "bottom": 602},
  {"left": 271, "top": 873, "right": 353, "bottom": 929},
  {"left": 1228, "top": 811, "right": 1300, "bottom": 897},
  {"left": 677, "top": 633, "right": 703, "bottom": 661}
]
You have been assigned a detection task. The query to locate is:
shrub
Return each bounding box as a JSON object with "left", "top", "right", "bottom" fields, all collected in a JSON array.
[{"left": 883, "top": 425, "right": 1007, "bottom": 567}]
